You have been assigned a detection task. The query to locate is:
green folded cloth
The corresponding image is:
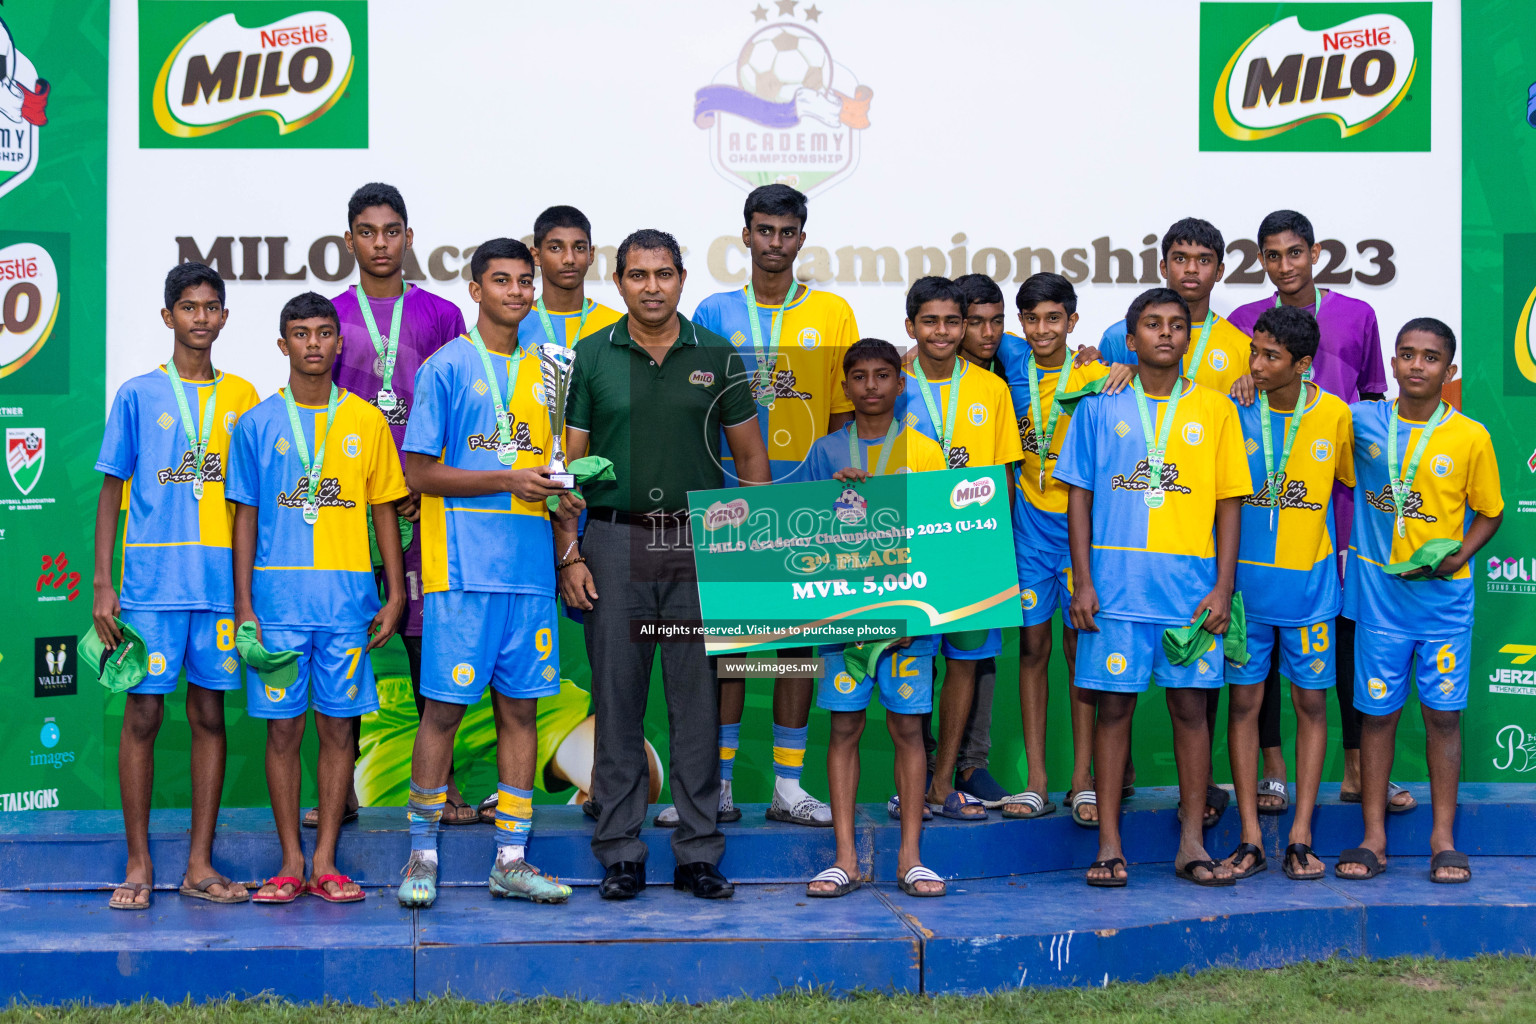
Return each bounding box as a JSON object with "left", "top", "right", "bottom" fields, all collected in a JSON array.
[
  {"left": 1052, "top": 376, "right": 1109, "bottom": 415},
  {"left": 547, "top": 455, "right": 617, "bottom": 512},
  {"left": 842, "top": 639, "right": 896, "bottom": 685},
  {"left": 1162, "top": 593, "right": 1248, "bottom": 667},
  {"left": 1385, "top": 538, "right": 1462, "bottom": 577},
  {"left": 235, "top": 620, "right": 300, "bottom": 688},
  {"left": 78, "top": 618, "right": 150, "bottom": 693}
]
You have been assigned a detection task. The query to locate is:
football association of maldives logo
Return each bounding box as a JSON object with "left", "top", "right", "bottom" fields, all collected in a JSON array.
[
  {"left": 0, "top": 17, "right": 52, "bottom": 203},
  {"left": 694, "top": 2, "right": 873, "bottom": 196},
  {"left": 6, "top": 426, "right": 43, "bottom": 495}
]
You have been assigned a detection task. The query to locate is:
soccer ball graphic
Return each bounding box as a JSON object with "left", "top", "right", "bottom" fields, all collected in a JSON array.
[{"left": 737, "top": 26, "right": 832, "bottom": 104}]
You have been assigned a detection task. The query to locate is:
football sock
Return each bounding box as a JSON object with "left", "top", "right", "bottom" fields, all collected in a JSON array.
[
  {"left": 407, "top": 781, "right": 448, "bottom": 854},
  {"left": 718, "top": 723, "right": 740, "bottom": 782}
]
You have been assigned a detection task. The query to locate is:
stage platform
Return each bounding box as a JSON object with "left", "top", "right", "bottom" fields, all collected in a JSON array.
[{"left": 1, "top": 784, "right": 1533, "bottom": 1003}]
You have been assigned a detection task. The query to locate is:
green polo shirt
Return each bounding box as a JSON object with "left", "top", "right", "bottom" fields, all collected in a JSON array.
[{"left": 567, "top": 313, "right": 757, "bottom": 513}]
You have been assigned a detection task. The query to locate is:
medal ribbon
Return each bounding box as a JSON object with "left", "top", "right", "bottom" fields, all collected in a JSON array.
[
  {"left": 911, "top": 358, "right": 965, "bottom": 458},
  {"left": 1026, "top": 352, "right": 1070, "bottom": 491},
  {"left": 281, "top": 382, "right": 341, "bottom": 515},
  {"left": 161, "top": 365, "right": 217, "bottom": 493},
  {"left": 1273, "top": 288, "right": 1326, "bottom": 382},
  {"left": 1184, "top": 308, "right": 1216, "bottom": 379},
  {"left": 535, "top": 297, "right": 592, "bottom": 350},
  {"left": 1259, "top": 384, "right": 1308, "bottom": 529},
  {"left": 744, "top": 281, "right": 800, "bottom": 402},
  {"left": 846, "top": 418, "right": 901, "bottom": 477},
  {"left": 1131, "top": 373, "right": 1186, "bottom": 501},
  {"left": 355, "top": 284, "right": 408, "bottom": 397},
  {"left": 468, "top": 327, "right": 526, "bottom": 452},
  {"left": 1386, "top": 399, "right": 1449, "bottom": 539}
]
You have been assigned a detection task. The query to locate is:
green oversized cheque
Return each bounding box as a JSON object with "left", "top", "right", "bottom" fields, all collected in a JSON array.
[{"left": 690, "top": 467, "right": 1021, "bottom": 654}]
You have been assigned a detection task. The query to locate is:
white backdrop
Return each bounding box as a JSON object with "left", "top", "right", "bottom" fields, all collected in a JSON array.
[{"left": 106, "top": 0, "right": 1461, "bottom": 401}]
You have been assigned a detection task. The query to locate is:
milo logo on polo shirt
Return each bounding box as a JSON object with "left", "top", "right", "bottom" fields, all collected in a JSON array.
[
  {"left": 155, "top": 450, "right": 224, "bottom": 488},
  {"left": 1364, "top": 483, "right": 1435, "bottom": 523},
  {"left": 1242, "top": 472, "right": 1322, "bottom": 511},
  {"left": 1111, "top": 459, "right": 1192, "bottom": 496},
  {"left": 276, "top": 474, "right": 355, "bottom": 511}
]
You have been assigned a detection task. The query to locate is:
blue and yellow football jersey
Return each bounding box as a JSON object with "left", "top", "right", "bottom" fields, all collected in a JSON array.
[
  {"left": 1344, "top": 401, "right": 1503, "bottom": 633},
  {"left": 1098, "top": 313, "right": 1251, "bottom": 395},
  {"left": 226, "top": 389, "right": 407, "bottom": 630},
  {"left": 900, "top": 360, "right": 1024, "bottom": 470},
  {"left": 692, "top": 286, "right": 857, "bottom": 483},
  {"left": 802, "top": 421, "right": 947, "bottom": 481},
  {"left": 1053, "top": 382, "right": 1251, "bottom": 624},
  {"left": 516, "top": 300, "right": 623, "bottom": 350},
  {"left": 403, "top": 334, "right": 559, "bottom": 597},
  {"left": 1234, "top": 387, "right": 1353, "bottom": 626},
  {"left": 96, "top": 367, "right": 261, "bottom": 612}
]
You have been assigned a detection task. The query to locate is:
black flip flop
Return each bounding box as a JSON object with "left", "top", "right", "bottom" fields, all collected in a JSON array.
[
  {"left": 1429, "top": 850, "right": 1471, "bottom": 884},
  {"left": 1203, "top": 785, "right": 1230, "bottom": 829},
  {"left": 1176, "top": 859, "right": 1235, "bottom": 887},
  {"left": 1225, "top": 842, "right": 1267, "bottom": 879},
  {"left": 1086, "top": 857, "right": 1128, "bottom": 888},
  {"left": 1334, "top": 847, "right": 1386, "bottom": 880},
  {"left": 1283, "top": 842, "right": 1325, "bottom": 881}
]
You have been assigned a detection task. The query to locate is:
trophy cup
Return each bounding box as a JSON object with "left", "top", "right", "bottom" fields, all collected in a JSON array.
[{"left": 538, "top": 343, "right": 577, "bottom": 489}]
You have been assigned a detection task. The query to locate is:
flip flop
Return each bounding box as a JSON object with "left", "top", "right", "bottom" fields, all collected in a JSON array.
[
  {"left": 930, "top": 790, "right": 988, "bottom": 821},
  {"left": 441, "top": 797, "right": 479, "bottom": 826},
  {"left": 897, "top": 864, "right": 946, "bottom": 897},
  {"left": 179, "top": 874, "right": 249, "bottom": 904},
  {"left": 1283, "top": 842, "right": 1325, "bottom": 881},
  {"left": 1429, "top": 850, "right": 1471, "bottom": 884},
  {"left": 1086, "top": 857, "right": 1128, "bottom": 887},
  {"left": 307, "top": 873, "right": 366, "bottom": 903},
  {"left": 1175, "top": 859, "right": 1235, "bottom": 887},
  {"left": 1203, "top": 784, "right": 1230, "bottom": 829},
  {"left": 886, "top": 794, "right": 932, "bottom": 821},
  {"left": 1068, "top": 789, "right": 1099, "bottom": 829},
  {"left": 806, "top": 866, "right": 861, "bottom": 898},
  {"left": 1257, "top": 777, "right": 1289, "bottom": 815},
  {"left": 956, "top": 767, "right": 1011, "bottom": 807},
  {"left": 109, "top": 881, "right": 152, "bottom": 911},
  {"left": 252, "top": 876, "right": 304, "bottom": 904},
  {"left": 1339, "top": 780, "right": 1417, "bottom": 813},
  {"left": 1225, "top": 842, "right": 1268, "bottom": 880},
  {"left": 302, "top": 807, "right": 360, "bottom": 829},
  {"left": 1000, "top": 791, "right": 1056, "bottom": 819},
  {"left": 1334, "top": 847, "right": 1386, "bottom": 880}
]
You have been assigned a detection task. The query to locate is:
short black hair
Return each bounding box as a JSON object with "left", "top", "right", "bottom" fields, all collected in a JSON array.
[
  {"left": 905, "top": 276, "right": 965, "bottom": 321},
  {"left": 953, "top": 273, "right": 1004, "bottom": 310},
  {"left": 347, "top": 182, "right": 407, "bottom": 231},
  {"left": 1162, "top": 217, "right": 1225, "bottom": 261},
  {"left": 1257, "top": 209, "right": 1314, "bottom": 248},
  {"left": 1015, "top": 272, "right": 1077, "bottom": 316},
  {"left": 470, "top": 238, "right": 534, "bottom": 285},
  {"left": 1125, "top": 287, "right": 1190, "bottom": 331},
  {"left": 164, "top": 262, "right": 225, "bottom": 311},
  {"left": 615, "top": 228, "right": 684, "bottom": 277},
  {"left": 278, "top": 291, "right": 339, "bottom": 336},
  {"left": 1252, "top": 305, "right": 1320, "bottom": 363},
  {"left": 533, "top": 205, "right": 592, "bottom": 247},
  {"left": 1397, "top": 316, "right": 1457, "bottom": 362},
  {"left": 842, "top": 337, "right": 903, "bottom": 374},
  {"left": 743, "top": 183, "right": 808, "bottom": 230}
]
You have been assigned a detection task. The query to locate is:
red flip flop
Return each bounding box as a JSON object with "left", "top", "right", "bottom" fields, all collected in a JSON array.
[
  {"left": 251, "top": 876, "right": 303, "bottom": 904},
  {"left": 306, "top": 873, "right": 366, "bottom": 903}
]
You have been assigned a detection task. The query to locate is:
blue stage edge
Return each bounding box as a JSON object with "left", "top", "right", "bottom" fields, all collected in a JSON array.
[{"left": 1, "top": 784, "right": 1533, "bottom": 1003}]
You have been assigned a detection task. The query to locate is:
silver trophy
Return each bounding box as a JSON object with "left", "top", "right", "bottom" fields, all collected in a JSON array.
[{"left": 538, "top": 343, "right": 578, "bottom": 489}]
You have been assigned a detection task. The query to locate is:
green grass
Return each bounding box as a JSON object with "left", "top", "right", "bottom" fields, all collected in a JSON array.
[{"left": 4, "top": 956, "right": 1534, "bottom": 1023}]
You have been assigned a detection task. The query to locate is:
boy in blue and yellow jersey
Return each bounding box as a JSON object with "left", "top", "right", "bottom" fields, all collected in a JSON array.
[
  {"left": 395, "top": 238, "right": 584, "bottom": 908},
  {"left": 1056, "top": 287, "right": 1250, "bottom": 888},
  {"left": 229, "top": 292, "right": 408, "bottom": 905},
  {"left": 1225, "top": 306, "right": 1353, "bottom": 883},
  {"left": 1336, "top": 319, "right": 1502, "bottom": 885},
  {"left": 93, "top": 263, "right": 259, "bottom": 910},
  {"left": 518, "top": 205, "right": 624, "bottom": 351},
  {"left": 804, "top": 339, "right": 948, "bottom": 899},
  {"left": 900, "top": 276, "right": 1024, "bottom": 820},
  {"left": 674, "top": 185, "right": 857, "bottom": 828}
]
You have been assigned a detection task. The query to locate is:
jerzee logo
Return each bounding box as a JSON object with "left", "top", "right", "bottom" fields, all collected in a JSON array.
[
  {"left": 33, "top": 636, "right": 77, "bottom": 697},
  {"left": 1200, "top": 4, "right": 1430, "bottom": 152},
  {"left": 140, "top": 1, "right": 367, "bottom": 148},
  {"left": 1488, "top": 644, "right": 1536, "bottom": 696},
  {"left": 1486, "top": 555, "right": 1536, "bottom": 596},
  {"left": 0, "top": 15, "right": 53, "bottom": 202}
]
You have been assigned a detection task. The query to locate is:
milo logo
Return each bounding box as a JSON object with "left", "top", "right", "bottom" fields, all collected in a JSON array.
[{"left": 704, "top": 498, "right": 749, "bottom": 531}]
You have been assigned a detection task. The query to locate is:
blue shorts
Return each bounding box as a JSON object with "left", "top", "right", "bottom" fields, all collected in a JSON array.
[
  {"left": 420, "top": 590, "right": 562, "bottom": 704},
  {"left": 1354, "top": 624, "right": 1470, "bottom": 715},
  {"left": 246, "top": 628, "right": 379, "bottom": 719},
  {"left": 123, "top": 609, "right": 243, "bottom": 694},
  {"left": 1018, "top": 569, "right": 1071, "bottom": 628},
  {"left": 1226, "top": 621, "right": 1336, "bottom": 689},
  {"left": 1075, "top": 617, "right": 1225, "bottom": 693},
  {"left": 941, "top": 627, "right": 1001, "bottom": 661},
  {"left": 816, "top": 644, "right": 934, "bottom": 715}
]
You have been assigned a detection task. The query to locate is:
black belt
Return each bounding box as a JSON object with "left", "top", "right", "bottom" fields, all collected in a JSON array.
[{"left": 589, "top": 508, "right": 690, "bottom": 527}]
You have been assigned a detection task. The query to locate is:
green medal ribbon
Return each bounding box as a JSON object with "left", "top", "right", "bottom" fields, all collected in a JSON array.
[
  {"left": 355, "top": 284, "right": 408, "bottom": 411},
  {"left": 161, "top": 365, "right": 218, "bottom": 501},
  {"left": 1130, "top": 373, "right": 1186, "bottom": 509},
  {"left": 535, "top": 297, "right": 592, "bottom": 350},
  {"left": 281, "top": 382, "right": 341, "bottom": 526},
  {"left": 911, "top": 358, "right": 965, "bottom": 462},
  {"left": 1184, "top": 308, "right": 1216, "bottom": 379},
  {"left": 1026, "top": 352, "right": 1071, "bottom": 492},
  {"left": 1258, "top": 383, "right": 1308, "bottom": 530},
  {"left": 467, "top": 327, "right": 527, "bottom": 466},
  {"left": 1386, "top": 399, "right": 1449, "bottom": 539},
  {"left": 846, "top": 418, "right": 901, "bottom": 477},
  {"left": 1274, "top": 288, "right": 1326, "bottom": 382},
  {"left": 744, "top": 281, "right": 800, "bottom": 409}
]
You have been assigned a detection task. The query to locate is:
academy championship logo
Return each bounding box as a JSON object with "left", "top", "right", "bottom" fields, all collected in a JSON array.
[
  {"left": 1199, "top": 3, "right": 1430, "bottom": 152},
  {"left": 0, "top": 242, "right": 60, "bottom": 381},
  {"left": 0, "top": 16, "right": 52, "bottom": 202},
  {"left": 140, "top": 1, "right": 367, "bottom": 148},
  {"left": 694, "top": 3, "right": 873, "bottom": 196}
]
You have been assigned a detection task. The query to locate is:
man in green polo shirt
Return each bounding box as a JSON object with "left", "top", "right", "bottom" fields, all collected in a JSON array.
[{"left": 558, "top": 228, "right": 770, "bottom": 901}]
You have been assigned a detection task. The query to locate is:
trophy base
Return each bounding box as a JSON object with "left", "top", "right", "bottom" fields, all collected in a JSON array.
[{"left": 548, "top": 473, "right": 576, "bottom": 489}]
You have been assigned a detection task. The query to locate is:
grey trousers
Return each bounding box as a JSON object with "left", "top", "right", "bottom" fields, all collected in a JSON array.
[
  {"left": 923, "top": 655, "right": 996, "bottom": 776},
  {"left": 585, "top": 517, "right": 724, "bottom": 868}
]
